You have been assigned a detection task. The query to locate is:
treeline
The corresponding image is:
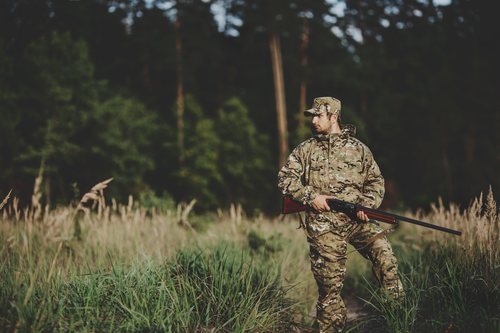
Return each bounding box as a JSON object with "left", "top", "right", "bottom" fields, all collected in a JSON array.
[{"left": 0, "top": 0, "right": 498, "bottom": 213}]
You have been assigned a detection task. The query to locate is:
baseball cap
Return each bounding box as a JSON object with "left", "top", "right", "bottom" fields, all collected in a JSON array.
[{"left": 304, "top": 97, "right": 341, "bottom": 116}]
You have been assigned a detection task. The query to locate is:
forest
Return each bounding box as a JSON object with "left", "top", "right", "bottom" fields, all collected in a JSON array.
[
  {"left": 1, "top": 1, "right": 499, "bottom": 332},
  {"left": 1, "top": 0, "right": 498, "bottom": 213}
]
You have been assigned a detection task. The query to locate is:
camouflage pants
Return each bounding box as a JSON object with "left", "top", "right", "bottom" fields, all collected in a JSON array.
[{"left": 307, "top": 221, "right": 404, "bottom": 333}]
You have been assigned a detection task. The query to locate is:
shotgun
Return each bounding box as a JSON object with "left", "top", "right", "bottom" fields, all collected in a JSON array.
[{"left": 282, "top": 196, "right": 462, "bottom": 236}]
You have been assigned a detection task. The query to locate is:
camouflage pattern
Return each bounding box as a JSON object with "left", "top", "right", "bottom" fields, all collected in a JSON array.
[
  {"left": 278, "top": 124, "right": 404, "bottom": 333},
  {"left": 304, "top": 97, "right": 341, "bottom": 116}
]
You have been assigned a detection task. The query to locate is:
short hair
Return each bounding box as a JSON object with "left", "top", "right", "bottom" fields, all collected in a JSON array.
[{"left": 327, "top": 106, "right": 341, "bottom": 124}]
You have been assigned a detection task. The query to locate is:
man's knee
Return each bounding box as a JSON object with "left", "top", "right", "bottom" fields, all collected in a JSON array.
[{"left": 369, "top": 238, "right": 396, "bottom": 267}]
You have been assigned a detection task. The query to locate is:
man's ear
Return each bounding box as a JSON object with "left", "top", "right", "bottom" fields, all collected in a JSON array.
[{"left": 328, "top": 112, "right": 338, "bottom": 122}]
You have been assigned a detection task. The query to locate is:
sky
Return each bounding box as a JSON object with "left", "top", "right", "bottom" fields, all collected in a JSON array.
[
  {"left": 130, "top": 0, "right": 453, "bottom": 38},
  {"left": 213, "top": 0, "right": 453, "bottom": 37}
]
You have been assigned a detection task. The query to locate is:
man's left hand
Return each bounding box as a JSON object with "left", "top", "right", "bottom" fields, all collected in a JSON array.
[{"left": 357, "top": 210, "right": 370, "bottom": 222}]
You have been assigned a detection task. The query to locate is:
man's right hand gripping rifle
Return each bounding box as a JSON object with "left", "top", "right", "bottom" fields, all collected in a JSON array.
[{"left": 311, "top": 194, "right": 371, "bottom": 222}]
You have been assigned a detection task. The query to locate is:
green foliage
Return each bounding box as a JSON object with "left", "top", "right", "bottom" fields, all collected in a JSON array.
[
  {"left": 1, "top": 0, "right": 499, "bottom": 211},
  {"left": 172, "top": 96, "right": 274, "bottom": 211},
  {"left": 18, "top": 31, "right": 96, "bottom": 176},
  {"left": 0, "top": 39, "right": 20, "bottom": 181},
  {"left": 359, "top": 246, "right": 499, "bottom": 333},
  {"left": 0, "top": 30, "right": 158, "bottom": 202},
  {"left": 0, "top": 244, "right": 295, "bottom": 332},
  {"left": 360, "top": 273, "right": 421, "bottom": 333},
  {"left": 138, "top": 188, "right": 176, "bottom": 214},
  {"left": 167, "top": 245, "right": 293, "bottom": 331},
  {"left": 82, "top": 95, "right": 158, "bottom": 198},
  {"left": 176, "top": 95, "right": 222, "bottom": 210},
  {"left": 247, "top": 229, "right": 288, "bottom": 256},
  {"left": 216, "top": 98, "right": 273, "bottom": 210}
]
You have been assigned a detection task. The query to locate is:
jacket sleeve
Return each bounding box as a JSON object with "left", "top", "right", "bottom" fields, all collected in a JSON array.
[
  {"left": 359, "top": 147, "right": 385, "bottom": 209},
  {"left": 277, "top": 146, "right": 318, "bottom": 205}
]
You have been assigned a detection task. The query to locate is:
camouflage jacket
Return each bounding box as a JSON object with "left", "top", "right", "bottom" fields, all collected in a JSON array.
[{"left": 278, "top": 125, "right": 385, "bottom": 211}]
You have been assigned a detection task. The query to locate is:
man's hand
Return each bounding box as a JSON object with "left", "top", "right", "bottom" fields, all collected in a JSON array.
[
  {"left": 311, "top": 196, "right": 371, "bottom": 221},
  {"left": 357, "top": 210, "right": 370, "bottom": 222},
  {"left": 311, "top": 195, "right": 335, "bottom": 213}
]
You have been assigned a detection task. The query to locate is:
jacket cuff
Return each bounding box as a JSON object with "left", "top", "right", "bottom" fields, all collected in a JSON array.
[{"left": 302, "top": 187, "right": 318, "bottom": 206}]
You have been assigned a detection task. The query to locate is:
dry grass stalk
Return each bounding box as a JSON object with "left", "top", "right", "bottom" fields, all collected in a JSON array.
[
  {"left": 112, "top": 198, "right": 118, "bottom": 212},
  {"left": 177, "top": 199, "right": 196, "bottom": 231},
  {"left": 127, "top": 195, "right": 134, "bottom": 213},
  {"left": 229, "top": 203, "right": 243, "bottom": 225},
  {"left": 13, "top": 197, "right": 20, "bottom": 222},
  {"left": 0, "top": 189, "right": 12, "bottom": 211},
  {"left": 427, "top": 186, "right": 499, "bottom": 271},
  {"left": 485, "top": 185, "right": 497, "bottom": 222},
  {"left": 31, "top": 163, "right": 44, "bottom": 221},
  {"left": 76, "top": 178, "right": 113, "bottom": 215}
]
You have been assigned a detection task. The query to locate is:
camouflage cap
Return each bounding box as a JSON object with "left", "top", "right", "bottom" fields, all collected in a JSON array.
[{"left": 304, "top": 97, "right": 341, "bottom": 116}]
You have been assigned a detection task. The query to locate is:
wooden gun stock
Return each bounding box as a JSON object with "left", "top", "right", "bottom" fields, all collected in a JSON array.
[{"left": 281, "top": 196, "right": 307, "bottom": 214}]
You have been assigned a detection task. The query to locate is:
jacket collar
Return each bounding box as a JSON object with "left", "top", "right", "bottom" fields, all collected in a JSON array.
[{"left": 314, "top": 124, "right": 356, "bottom": 141}]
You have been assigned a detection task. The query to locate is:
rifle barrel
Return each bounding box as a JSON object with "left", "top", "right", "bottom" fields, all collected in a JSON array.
[{"left": 360, "top": 206, "right": 462, "bottom": 236}]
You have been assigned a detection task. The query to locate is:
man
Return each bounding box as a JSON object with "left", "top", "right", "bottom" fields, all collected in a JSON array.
[{"left": 278, "top": 97, "right": 404, "bottom": 332}]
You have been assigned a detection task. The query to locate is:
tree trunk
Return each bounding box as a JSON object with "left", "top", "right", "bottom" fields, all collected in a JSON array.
[
  {"left": 269, "top": 31, "right": 288, "bottom": 167},
  {"left": 298, "top": 19, "right": 309, "bottom": 135},
  {"left": 174, "top": 6, "right": 185, "bottom": 165},
  {"left": 358, "top": 6, "right": 369, "bottom": 120}
]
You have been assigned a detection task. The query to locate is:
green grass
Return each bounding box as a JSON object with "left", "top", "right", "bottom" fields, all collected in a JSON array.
[
  {"left": 350, "top": 245, "right": 499, "bottom": 333},
  {"left": 1, "top": 244, "right": 295, "bottom": 332},
  {"left": 0, "top": 190, "right": 498, "bottom": 332}
]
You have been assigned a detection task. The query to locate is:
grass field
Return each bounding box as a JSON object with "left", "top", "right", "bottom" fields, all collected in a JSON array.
[{"left": 0, "top": 187, "right": 498, "bottom": 332}]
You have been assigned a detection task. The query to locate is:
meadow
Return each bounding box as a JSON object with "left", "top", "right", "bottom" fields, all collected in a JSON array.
[{"left": 0, "top": 183, "right": 498, "bottom": 332}]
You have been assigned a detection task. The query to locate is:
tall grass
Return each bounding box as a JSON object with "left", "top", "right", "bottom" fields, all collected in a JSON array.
[
  {"left": 358, "top": 188, "right": 499, "bottom": 333},
  {"left": 0, "top": 192, "right": 314, "bottom": 332},
  {"left": 1, "top": 187, "right": 498, "bottom": 332},
  {"left": 1, "top": 242, "right": 295, "bottom": 332}
]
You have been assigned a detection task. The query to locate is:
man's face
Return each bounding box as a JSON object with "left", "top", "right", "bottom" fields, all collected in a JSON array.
[{"left": 311, "top": 112, "right": 335, "bottom": 135}]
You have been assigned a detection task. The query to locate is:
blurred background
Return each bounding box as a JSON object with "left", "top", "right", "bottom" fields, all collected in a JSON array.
[{"left": 0, "top": 0, "right": 498, "bottom": 214}]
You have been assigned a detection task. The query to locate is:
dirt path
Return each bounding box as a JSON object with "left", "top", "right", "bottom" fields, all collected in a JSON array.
[
  {"left": 345, "top": 295, "right": 371, "bottom": 322},
  {"left": 345, "top": 295, "right": 378, "bottom": 332}
]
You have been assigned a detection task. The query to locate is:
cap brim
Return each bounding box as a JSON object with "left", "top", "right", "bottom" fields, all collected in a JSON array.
[{"left": 303, "top": 108, "right": 317, "bottom": 116}]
